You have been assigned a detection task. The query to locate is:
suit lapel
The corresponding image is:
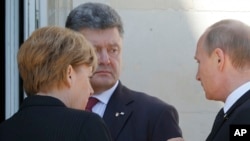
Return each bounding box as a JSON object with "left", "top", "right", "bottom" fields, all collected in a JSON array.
[
  {"left": 103, "top": 82, "right": 134, "bottom": 140},
  {"left": 207, "top": 90, "right": 250, "bottom": 141}
]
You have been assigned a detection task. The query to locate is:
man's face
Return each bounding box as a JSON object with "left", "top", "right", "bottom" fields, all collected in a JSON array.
[
  {"left": 194, "top": 36, "right": 221, "bottom": 100},
  {"left": 80, "top": 27, "right": 123, "bottom": 94}
]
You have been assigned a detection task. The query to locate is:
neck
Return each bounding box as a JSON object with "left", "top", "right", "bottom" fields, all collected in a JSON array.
[{"left": 37, "top": 89, "right": 70, "bottom": 107}]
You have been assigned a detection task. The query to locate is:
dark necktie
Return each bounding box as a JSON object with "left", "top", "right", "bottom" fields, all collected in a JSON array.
[
  {"left": 86, "top": 97, "right": 99, "bottom": 112},
  {"left": 212, "top": 108, "right": 225, "bottom": 130},
  {"left": 206, "top": 108, "right": 225, "bottom": 141}
]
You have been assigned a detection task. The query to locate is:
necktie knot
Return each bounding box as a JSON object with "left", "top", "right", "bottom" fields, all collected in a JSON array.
[
  {"left": 217, "top": 108, "right": 225, "bottom": 119},
  {"left": 86, "top": 97, "right": 99, "bottom": 112}
]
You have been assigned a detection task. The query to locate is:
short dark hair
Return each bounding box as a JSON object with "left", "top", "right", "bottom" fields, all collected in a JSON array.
[{"left": 65, "top": 2, "right": 124, "bottom": 36}]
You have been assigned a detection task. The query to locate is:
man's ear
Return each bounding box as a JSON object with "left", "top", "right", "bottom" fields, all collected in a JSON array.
[{"left": 213, "top": 48, "right": 225, "bottom": 71}]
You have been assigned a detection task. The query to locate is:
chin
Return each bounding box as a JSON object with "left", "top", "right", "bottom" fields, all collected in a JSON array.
[
  {"left": 205, "top": 93, "right": 212, "bottom": 100},
  {"left": 92, "top": 77, "right": 115, "bottom": 84},
  {"left": 205, "top": 94, "right": 217, "bottom": 101}
]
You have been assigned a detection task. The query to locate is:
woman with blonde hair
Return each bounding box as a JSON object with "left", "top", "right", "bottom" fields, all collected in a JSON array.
[{"left": 0, "top": 26, "right": 112, "bottom": 141}]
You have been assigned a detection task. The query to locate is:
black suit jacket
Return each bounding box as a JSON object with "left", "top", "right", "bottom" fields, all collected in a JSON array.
[
  {"left": 0, "top": 95, "right": 112, "bottom": 141},
  {"left": 103, "top": 81, "right": 182, "bottom": 141},
  {"left": 206, "top": 90, "right": 250, "bottom": 141}
]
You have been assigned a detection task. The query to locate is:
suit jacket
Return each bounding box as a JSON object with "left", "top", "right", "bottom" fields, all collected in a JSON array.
[
  {"left": 206, "top": 90, "right": 250, "bottom": 141},
  {"left": 103, "top": 81, "right": 182, "bottom": 141},
  {"left": 0, "top": 95, "right": 112, "bottom": 141}
]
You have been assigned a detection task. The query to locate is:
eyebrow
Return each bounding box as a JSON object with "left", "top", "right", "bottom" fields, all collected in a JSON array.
[
  {"left": 109, "top": 42, "right": 120, "bottom": 47},
  {"left": 94, "top": 42, "right": 120, "bottom": 48}
]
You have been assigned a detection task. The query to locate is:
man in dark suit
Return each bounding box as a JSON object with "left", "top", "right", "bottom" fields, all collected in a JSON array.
[
  {"left": 66, "top": 2, "right": 183, "bottom": 141},
  {"left": 194, "top": 19, "right": 250, "bottom": 141}
]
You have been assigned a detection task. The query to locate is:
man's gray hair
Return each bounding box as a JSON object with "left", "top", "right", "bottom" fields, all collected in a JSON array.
[{"left": 65, "top": 2, "right": 124, "bottom": 36}]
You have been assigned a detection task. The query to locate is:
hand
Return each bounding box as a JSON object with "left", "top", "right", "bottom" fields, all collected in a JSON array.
[{"left": 167, "top": 137, "right": 184, "bottom": 141}]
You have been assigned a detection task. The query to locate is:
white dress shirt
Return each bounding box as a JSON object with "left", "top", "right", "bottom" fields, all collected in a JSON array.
[
  {"left": 90, "top": 81, "right": 119, "bottom": 117},
  {"left": 224, "top": 81, "right": 250, "bottom": 113}
]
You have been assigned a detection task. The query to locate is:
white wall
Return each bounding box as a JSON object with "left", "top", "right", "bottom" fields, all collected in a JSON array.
[{"left": 72, "top": 0, "right": 250, "bottom": 140}]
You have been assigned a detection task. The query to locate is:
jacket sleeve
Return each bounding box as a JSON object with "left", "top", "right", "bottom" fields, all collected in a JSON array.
[{"left": 152, "top": 105, "right": 183, "bottom": 141}]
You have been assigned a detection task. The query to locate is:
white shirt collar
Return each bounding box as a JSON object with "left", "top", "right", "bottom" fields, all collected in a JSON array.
[
  {"left": 92, "top": 81, "right": 119, "bottom": 105},
  {"left": 224, "top": 81, "right": 250, "bottom": 113}
]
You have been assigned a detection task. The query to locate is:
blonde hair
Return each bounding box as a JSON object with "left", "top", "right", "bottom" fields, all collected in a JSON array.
[{"left": 17, "top": 26, "right": 97, "bottom": 96}]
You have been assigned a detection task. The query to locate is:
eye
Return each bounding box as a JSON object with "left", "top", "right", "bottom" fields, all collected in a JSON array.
[
  {"left": 94, "top": 47, "right": 101, "bottom": 53},
  {"left": 108, "top": 46, "right": 120, "bottom": 55}
]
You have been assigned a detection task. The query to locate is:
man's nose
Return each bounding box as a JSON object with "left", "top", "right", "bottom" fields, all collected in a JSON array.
[
  {"left": 196, "top": 72, "right": 200, "bottom": 81},
  {"left": 98, "top": 49, "right": 110, "bottom": 65}
]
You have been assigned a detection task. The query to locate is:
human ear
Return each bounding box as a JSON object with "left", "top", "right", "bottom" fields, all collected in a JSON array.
[
  {"left": 65, "top": 65, "right": 73, "bottom": 87},
  {"left": 213, "top": 48, "right": 225, "bottom": 71}
]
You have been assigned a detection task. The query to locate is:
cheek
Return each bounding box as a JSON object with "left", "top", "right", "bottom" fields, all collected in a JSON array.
[
  {"left": 199, "top": 62, "right": 210, "bottom": 75},
  {"left": 202, "top": 72, "right": 217, "bottom": 98},
  {"left": 82, "top": 97, "right": 88, "bottom": 110},
  {"left": 78, "top": 78, "right": 88, "bottom": 94},
  {"left": 78, "top": 83, "right": 90, "bottom": 109},
  {"left": 111, "top": 56, "right": 122, "bottom": 68}
]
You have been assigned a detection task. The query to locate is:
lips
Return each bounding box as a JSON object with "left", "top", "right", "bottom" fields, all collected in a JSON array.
[
  {"left": 94, "top": 70, "right": 111, "bottom": 75},
  {"left": 94, "top": 66, "right": 112, "bottom": 75}
]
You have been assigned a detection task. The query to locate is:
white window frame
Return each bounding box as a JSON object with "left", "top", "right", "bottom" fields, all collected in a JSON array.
[
  {"left": 5, "top": 0, "right": 20, "bottom": 119},
  {"left": 5, "top": 0, "right": 47, "bottom": 119}
]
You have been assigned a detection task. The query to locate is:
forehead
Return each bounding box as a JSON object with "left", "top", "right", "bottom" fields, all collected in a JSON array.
[
  {"left": 79, "top": 28, "right": 122, "bottom": 45},
  {"left": 76, "top": 64, "right": 93, "bottom": 74},
  {"left": 195, "top": 34, "right": 206, "bottom": 59}
]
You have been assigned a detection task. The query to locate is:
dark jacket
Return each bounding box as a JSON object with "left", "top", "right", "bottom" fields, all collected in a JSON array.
[
  {"left": 206, "top": 90, "right": 250, "bottom": 141},
  {"left": 0, "top": 95, "right": 112, "bottom": 141},
  {"left": 103, "top": 81, "right": 182, "bottom": 141}
]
